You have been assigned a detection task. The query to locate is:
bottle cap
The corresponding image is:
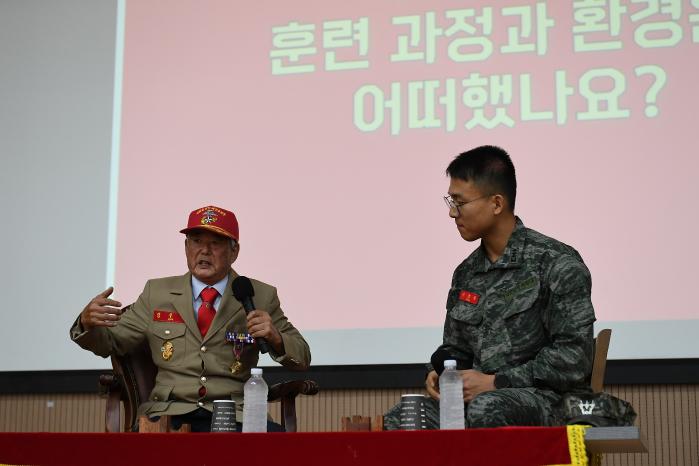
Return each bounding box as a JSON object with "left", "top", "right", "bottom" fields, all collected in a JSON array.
[
  {"left": 444, "top": 359, "right": 456, "bottom": 368},
  {"left": 251, "top": 368, "right": 263, "bottom": 375}
]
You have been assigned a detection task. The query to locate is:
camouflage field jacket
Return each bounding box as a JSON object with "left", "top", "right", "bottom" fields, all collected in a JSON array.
[{"left": 439, "top": 217, "right": 596, "bottom": 395}]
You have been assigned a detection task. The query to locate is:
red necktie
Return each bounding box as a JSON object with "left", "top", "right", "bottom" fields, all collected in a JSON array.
[{"left": 197, "top": 287, "right": 219, "bottom": 337}]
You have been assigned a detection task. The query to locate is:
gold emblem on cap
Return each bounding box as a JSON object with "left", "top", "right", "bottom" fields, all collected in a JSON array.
[
  {"left": 201, "top": 208, "right": 219, "bottom": 225},
  {"left": 161, "top": 341, "right": 174, "bottom": 361}
]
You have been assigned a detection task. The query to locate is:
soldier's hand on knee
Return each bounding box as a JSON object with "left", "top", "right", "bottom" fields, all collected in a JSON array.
[
  {"left": 461, "top": 370, "right": 496, "bottom": 402},
  {"left": 425, "top": 370, "right": 440, "bottom": 400}
]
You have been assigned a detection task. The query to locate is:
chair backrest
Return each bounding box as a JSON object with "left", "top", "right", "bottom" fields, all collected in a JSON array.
[{"left": 591, "top": 328, "right": 612, "bottom": 393}]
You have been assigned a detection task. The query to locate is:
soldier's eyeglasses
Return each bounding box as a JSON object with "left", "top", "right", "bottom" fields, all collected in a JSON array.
[{"left": 443, "top": 195, "right": 490, "bottom": 215}]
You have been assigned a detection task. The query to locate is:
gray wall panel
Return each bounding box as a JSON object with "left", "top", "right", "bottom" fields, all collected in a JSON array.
[{"left": 0, "top": 0, "right": 118, "bottom": 370}]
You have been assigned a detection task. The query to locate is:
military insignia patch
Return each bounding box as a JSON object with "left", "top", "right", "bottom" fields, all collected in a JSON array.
[
  {"left": 458, "top": 290, "right": 480, "bottom": 304},
  {"left": 161, "top": 341, "right": 174, "bottom": 361},
  {"left": 501, "top": 276, "right": 538, "bottom": 302},
  {"left": 153, "top": 310, "right": 185, "bottom": 323},
  {"left": 230, "top": 360, "right": 243, "bottom": 374},
  {"left": 200, "top": 208, "right": 218, "bottom": 225},
  {"left": 510, "top": 247, "right": 518, "bottom": 263}
]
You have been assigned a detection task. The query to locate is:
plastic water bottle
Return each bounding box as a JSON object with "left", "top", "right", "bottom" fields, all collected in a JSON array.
[
  {"left": 439, "top": 360, "right": 465, "bottom": 429},
  {"left": 242, "top": 368, "right": 268, "bottom": 432}
]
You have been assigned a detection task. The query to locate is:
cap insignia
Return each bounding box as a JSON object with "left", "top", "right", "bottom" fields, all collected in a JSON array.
[{"left": 201, "top": 209, "right": 218, "bottom": 225}]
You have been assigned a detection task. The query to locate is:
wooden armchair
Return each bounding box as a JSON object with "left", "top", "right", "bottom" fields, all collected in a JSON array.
[{"left": 98, "top": 340, "right": 318, "bottom": 433}]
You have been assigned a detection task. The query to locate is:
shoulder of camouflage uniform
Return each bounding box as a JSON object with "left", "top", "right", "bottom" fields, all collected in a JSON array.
[
  {"left": 524, "top": 226, "right": 592, "bottom": 293},
  {"left": 523, "top": 226, "right": 586, "bottom": 265}
]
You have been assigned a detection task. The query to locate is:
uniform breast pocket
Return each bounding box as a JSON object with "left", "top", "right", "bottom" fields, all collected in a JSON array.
[
  {"left": 450, "top": 301, "right": 483, "bottom": 325},
  {"left": 449, "top": 287, "right": 484, "bottom": 323},
  {"left": 149, "top": 323, "right": 187, "bottom": 367},
  {"left": 502, "top": 288, "right": 546, "bottom": 357},
  {"left": 448, "top": 286, "right": 484, "bottom": 339}
]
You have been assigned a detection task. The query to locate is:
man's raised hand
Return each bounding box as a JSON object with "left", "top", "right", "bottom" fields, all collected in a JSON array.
[{"left": 79, "top": 287, "right": 123, "bottom": 330}]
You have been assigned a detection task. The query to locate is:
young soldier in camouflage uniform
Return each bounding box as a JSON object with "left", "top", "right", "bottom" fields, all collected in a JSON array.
[{"left": 385, "top": 145, "right": 596, "bottom": 429}]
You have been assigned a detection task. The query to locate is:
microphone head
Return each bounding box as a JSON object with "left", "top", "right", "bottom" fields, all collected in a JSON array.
[{"left": 231, "top": 276, "right": 255, "bottom": 301}]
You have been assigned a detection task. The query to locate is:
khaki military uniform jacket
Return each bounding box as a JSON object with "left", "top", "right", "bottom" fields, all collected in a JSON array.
[{"left": 70, "top": 269, "right": 311, "bottom": 418}]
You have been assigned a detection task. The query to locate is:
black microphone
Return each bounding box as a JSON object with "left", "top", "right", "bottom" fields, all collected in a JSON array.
[{"left": 231, "top": 276, "right": 270, "bottom": 354}]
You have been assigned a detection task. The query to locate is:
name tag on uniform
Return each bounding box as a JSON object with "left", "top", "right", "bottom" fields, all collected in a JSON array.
[
  {"left": 152, "top": 310, "right": 185, "bottom": 323},
  {"left": 458, "top": 290, "right": 480, "bottom": 305}
]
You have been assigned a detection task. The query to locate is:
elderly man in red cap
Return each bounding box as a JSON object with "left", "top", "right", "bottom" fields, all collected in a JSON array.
[{"left": 70, "top": 205, "right": 311, "bottom": 431}]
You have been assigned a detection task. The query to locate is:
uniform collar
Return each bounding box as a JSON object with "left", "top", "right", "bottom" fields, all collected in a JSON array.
[
  {"left": 191, "top": 274, "right": 229, "bottom": 299},
  {"left": 477, "top": 216, "right": 527, "bottom": 272}
]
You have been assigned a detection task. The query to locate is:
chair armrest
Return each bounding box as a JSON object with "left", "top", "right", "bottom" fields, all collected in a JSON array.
[
  {"left": 267, "top": 379, "right": 319, "bottom": 432},
  {"left": 268, "top": 379, "right": 319, "bottom": 402},
  {"left": 98, "top": 373, "right": 119, "bottom": 395},
  {"left": 98, "top": 373, "right": 122, "bottom": 433}
]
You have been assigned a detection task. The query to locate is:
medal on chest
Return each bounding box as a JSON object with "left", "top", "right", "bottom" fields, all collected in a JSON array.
[
  {"left": 161, "top": 341, "right": 174, "bottom": 361},
  {"left": 225, "top": 331, "right": 255, "bottom": 374}
]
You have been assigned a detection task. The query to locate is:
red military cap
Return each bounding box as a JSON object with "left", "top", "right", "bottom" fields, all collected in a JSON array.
[{"left": 180, "top": 205, "right": 239, "bottom": 241}]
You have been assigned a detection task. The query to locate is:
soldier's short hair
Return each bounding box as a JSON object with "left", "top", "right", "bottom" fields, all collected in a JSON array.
[{"left": 446, "top": 145, "right": 517, "bottom": 211}]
